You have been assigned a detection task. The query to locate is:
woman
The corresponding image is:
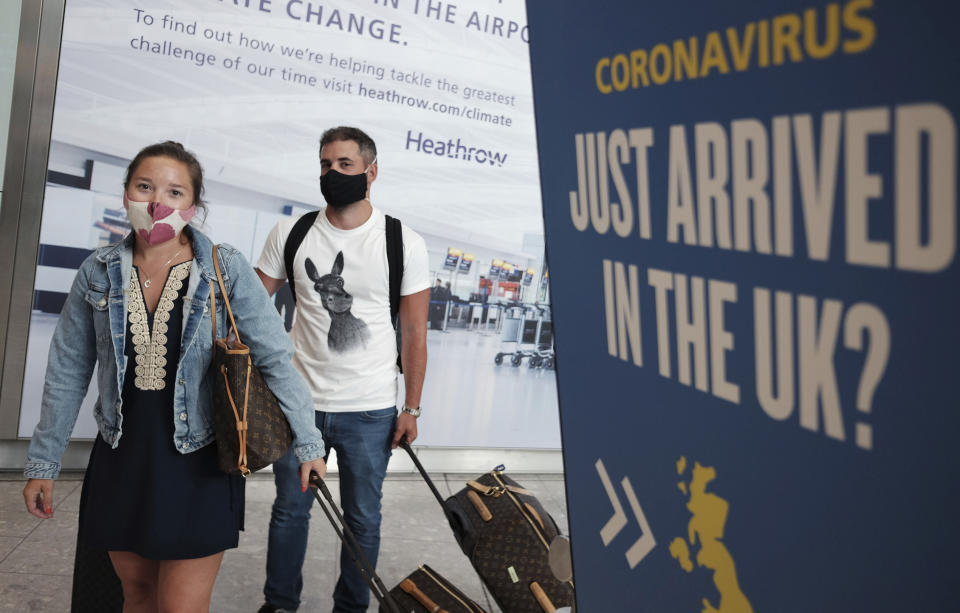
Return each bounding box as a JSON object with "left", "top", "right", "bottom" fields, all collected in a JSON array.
[{"left": 22, "top": 141, "right": 326, "bottom": 612}]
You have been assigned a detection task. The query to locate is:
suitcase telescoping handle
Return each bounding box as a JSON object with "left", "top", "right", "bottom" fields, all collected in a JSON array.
[
  {"left": 400, "top": 439, "right": 446, "bottom": 507},
  {"left": 400, "top": 439, "right": 461, "bottom": 535},
  {"left": 309, "top": 472, "right": 402, "bottom": 613}
]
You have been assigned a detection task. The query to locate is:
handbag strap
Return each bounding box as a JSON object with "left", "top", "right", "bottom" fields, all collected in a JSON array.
[
  {"left": 219, "top": 362, "right": 252, "bottom": 477},
  {"left": 209, "top": 280, "right": 218, "bottom": 343},
  {"left": 211, "top": 244, "right": 242, "bottom": 345},
  {"left": 209, "top": 244, "right": 253, "bottom": 477}
]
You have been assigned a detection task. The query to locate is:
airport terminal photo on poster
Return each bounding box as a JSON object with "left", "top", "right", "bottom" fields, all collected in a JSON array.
[{"left": 22, "top": 0, "right": 559, "bottom": 449}]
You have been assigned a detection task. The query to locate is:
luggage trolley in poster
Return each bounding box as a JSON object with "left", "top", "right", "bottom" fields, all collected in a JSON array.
[
  {"left": 527, "top": 305, "right": 555, "bottom": 370},
  {"left": 512, "top": 304, "right": 553, "bottom": 369},
  {"left": 512, "top": 304, "right": 546, "bottom": 368},
  {"left": 494, "top": 303, "right": 552, "bottom": 367},
  {"left": 494, "top": 302, "right": 525, "bottom": 366}
]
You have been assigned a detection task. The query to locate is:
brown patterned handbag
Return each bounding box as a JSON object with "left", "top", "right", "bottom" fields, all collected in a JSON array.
[{"left": 209, "top": 245, "right": 293, "bottom": 476}]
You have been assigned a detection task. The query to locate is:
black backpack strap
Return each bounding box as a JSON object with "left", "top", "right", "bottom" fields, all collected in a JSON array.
[
  {"left": 283, "top": 211, "right": 320, "bottom": 304},
  {"left": 385, "top": 214, "right": 404, "bottom": 372}
]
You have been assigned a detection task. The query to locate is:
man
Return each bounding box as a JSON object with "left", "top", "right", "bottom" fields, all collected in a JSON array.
[
  {"left": 429, "top": 278, "right": 444, "bottom": 330},
  {"left": 478, "top": 275, "right": 491, "bottom": 301},
  {"left": 254, "top": 127, "right": 430, "bottom": 612},
  {"left": 478, "top": 275, "right": 492, "bottom": 323}
]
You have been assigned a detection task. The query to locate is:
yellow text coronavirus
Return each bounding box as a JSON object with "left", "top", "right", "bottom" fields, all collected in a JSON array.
[{"left": 595, "top": 0, "right": 876, "bottom": 94}]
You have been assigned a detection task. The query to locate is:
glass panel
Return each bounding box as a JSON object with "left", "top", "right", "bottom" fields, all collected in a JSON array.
[
  {"left": 20, "top": 0, "right": 559, "bottom": 451},
  {"left": 0, "top": 0, "right": 23, "bottom": 197}
]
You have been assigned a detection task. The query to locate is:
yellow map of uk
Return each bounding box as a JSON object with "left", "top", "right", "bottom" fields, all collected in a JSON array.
[{"left": 669, "top": 457, "right": 753, "bottom": 613}]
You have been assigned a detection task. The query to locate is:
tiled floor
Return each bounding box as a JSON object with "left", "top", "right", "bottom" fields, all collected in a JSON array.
[{"left": 0, "top": 471, "right": 569, "bottom": 612}]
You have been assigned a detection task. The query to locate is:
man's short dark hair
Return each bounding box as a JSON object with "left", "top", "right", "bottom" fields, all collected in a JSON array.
[{"left": 319, "top": 126, "right": 377, "bottom": 165}]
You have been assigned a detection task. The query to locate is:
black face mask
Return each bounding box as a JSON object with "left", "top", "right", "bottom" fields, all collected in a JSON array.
[{"left": 320, "top": 169, "right": 369, "bottom": 209}]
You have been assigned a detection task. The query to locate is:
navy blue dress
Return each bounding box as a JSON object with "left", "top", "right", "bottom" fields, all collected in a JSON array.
[{"left": 78, "top": 262, "right": 244, "bottom": 559}]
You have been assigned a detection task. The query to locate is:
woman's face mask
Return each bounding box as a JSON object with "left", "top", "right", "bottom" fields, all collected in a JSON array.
[{"left": 124, "top": 194, "right": 196, "bottom": 246}]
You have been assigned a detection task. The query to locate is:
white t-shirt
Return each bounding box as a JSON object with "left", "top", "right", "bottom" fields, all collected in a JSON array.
[{"left": 257, "top": 207, "right": 430, "bottom": 412}]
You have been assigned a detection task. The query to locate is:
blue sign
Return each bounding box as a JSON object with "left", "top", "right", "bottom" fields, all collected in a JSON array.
[
  {"left": 527, "top": 1, "right": 959, "bottom": 610},
  {"left": 459, "top": 253, "right": 474, "bottom": 274},
  {"left": 444, "top": 247, "right": 462, "bottom": 270}
]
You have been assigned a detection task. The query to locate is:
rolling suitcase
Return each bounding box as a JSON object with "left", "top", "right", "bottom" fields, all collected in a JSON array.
[
  {"left": 308, "top": 473, "right": 487, "bottom": 613},
  {"left": 385, "top": 564, "right": 487, "bottom": 613},
  {"left": 401, "top": 442, "right": 576, "bottom": 613}
]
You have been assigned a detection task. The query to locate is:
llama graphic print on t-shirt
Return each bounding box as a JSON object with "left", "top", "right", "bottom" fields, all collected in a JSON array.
[{"left": 305, "top": 252, "right": 371, "bottom": 353}]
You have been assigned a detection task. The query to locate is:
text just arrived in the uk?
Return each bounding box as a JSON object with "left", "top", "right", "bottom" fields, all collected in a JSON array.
[{"left": 568, "top": 103, "right": 956, "bottom": 273}]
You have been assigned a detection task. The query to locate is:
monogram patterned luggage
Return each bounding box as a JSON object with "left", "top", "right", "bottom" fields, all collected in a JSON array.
[
  {"left": 401, "top": 442, "right": 576, "bottom": 612},
  {"left": 381, "top": 564, "right": 487, "bottom": 613},
  {"left": 309, "top": 473, "right": 486, "bottom": 613},
  {"left": 309, "top": 473, "right": 402, "bottom": 613}
]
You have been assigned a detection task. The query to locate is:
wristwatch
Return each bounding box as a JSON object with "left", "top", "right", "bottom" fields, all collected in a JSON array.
[{"left": 401, "top": 406, "right": 421, "bottom": 418}]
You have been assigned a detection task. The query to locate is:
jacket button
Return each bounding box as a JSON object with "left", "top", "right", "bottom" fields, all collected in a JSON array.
[
  {"left": 179, "top": 412, "right": 187, "bottom": 421},
  {"left": 98, "top": 298, "right": 107, "bottom": 307},
  {"left": 181, "top": 442, "right": 189, "bottom": 449},
  {"left": 178, "top": 378, "right": 185, "bottom": 385}
]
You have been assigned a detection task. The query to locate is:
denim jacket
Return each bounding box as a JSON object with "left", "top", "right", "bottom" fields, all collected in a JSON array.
[{"left": 24, "top": 228, "right": 324, "bottom": 479}]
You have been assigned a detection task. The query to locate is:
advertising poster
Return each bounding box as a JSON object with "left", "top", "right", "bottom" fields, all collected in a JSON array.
[
  {"left": 489, "top": 257, "right": 503, "bottom": 276},
  {"left": 444, "top": 246, "right": 462, "bottom": 269},
  {"left": 458, "top": 252, "right": 474, "bottom": 273},
  {"left": 523, "top": 267, "right": 535, "bottom": 286},
  {"left": 21, "top": 0, "right": 561, "bottom": 451},
  {"left": 528, "top": 0, "right": 959, "bottom": 610}
]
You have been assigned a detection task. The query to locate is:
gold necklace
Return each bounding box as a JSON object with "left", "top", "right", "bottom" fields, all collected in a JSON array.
[{"left": 140, "top": 248, "right": 184, "bottom": 289}]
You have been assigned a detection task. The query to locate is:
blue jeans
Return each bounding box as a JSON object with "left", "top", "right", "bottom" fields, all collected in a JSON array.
[{"left": 264, "top": 407, "right": 396, "bottom": 612}]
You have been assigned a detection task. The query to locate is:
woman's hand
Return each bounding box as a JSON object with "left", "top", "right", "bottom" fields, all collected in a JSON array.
[
  {"left": 299, "top": 457, "right": 328, "bottom": 493},
  {"left": 22, "top": 479, "right": 54, "bottom": 519}
]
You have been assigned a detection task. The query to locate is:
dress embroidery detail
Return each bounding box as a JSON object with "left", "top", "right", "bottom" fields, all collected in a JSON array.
[{"left": 128, "top": 261, "right": 192, "bottom": 391}]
